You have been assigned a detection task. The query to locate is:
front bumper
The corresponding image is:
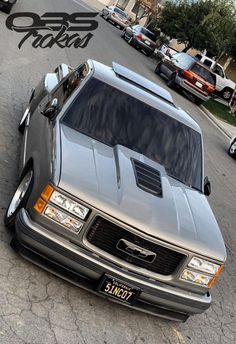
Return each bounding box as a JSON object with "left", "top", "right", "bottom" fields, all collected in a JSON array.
[
  {"left": 176, "top": 75, "right": 210, "bottom": 101},
  {"left": 14, "top": 209, "right": 212, "bottom": 321},
  {"left": 108, "top": 16, "right": 128, "bottom": 29}
]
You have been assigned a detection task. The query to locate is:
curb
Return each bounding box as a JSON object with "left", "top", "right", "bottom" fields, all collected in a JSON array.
[{"left": 200, "top": 105, "right": 233, "bottom": 139}]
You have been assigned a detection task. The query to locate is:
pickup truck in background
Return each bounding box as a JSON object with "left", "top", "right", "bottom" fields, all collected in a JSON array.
[{"left": 195, "top": 54, "right": 235, "bottom": 101}]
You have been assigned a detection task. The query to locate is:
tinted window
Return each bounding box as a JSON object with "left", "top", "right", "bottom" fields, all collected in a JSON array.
[
  {"left": 62, "top": 78, "right": 203, "bottom": 190},
  {"left": 202, "top": 59, "right": 212, "bottom": 68},
  {"left": 195, "top": 54, "right": 202, "bottom": 60},
  {"left": 140, "top": 28, "right": 156, "bottom": 41},
  {"left": 114, "top": 7, "right": 128, "bottom": 17},
  {"left": 191, "top": 63, "right": 215, "bottom": 85},
  {"left": 212, "top": 64, "right": 225, "bottom": 78},
  {"left": 172, "top": 53, "right": 194, "bottom": 69}
]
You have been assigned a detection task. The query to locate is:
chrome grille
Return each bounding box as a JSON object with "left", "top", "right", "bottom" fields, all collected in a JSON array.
[{"left": 87, "top": 217, "right": 185, "bottom": 276}]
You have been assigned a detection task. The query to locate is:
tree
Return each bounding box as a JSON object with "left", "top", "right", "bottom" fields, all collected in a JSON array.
[
  {"left": 228, "top": 30, "right": 236, "bottom": 59},
  {"left": 157, "top": 0, "right": 236, "bottom": 58}
]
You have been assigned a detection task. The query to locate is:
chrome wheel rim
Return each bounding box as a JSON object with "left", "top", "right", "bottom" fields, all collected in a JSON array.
[
  {"left": 7, "top": 171, "right": 33, "bottom": 218},
  {"left": 230, "top": 142, "right": 236, "bottom": 154},
  {"left": 223, "top": 91, "right": 231, "bottom": 99}
]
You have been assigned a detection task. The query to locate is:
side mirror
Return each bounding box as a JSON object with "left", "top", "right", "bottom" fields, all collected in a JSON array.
[
  {"left": 204, "top": 176, "right": 211, "bottom": 196},
  {"left": 41, "top": 98, "right": 59, "bottom": 119}
]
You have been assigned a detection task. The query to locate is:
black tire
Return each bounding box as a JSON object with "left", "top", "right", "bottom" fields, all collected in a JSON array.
[
  {"left": 104, "top": 13, "right": 109, "bottom": 21},
  {"left": 5, "top": 168, "right": 34, "bottom": 230},
  {"left": 221, "top": 88, "right": 233, "bottom": 101},
  {"left": 167, "top": 73, "right": 176, "bottom": 89},
  {"left": 128, "top": 36, "right": 134, "bottom": 46},
  {"left": 146, "top": 51, "right": 153, "bottom": 57},
  {"left": 155, "top": 63, "right": 161, "bottom": 75},
  {"left": 3, "top": 4, "right": 13, "bottom": 14},
  {"left": 18, "top": 90, "right": 34, "bottom": 134},
  {"left": 228, "top": 139, "right": 236, "bottom": 158},
  {"left": 18, "top": 106, "right": 30, "bottom": 134},
  {"left": 100, "top": 11, "right": 104, "bottom": 17},
  {"left": 121, "top": 30, "right": 126, "bottom": 39},
  {"left": 18, "top": 118, "right": 26, "bottom": 134},
  {"left": 194, "top": 98, "right": 203, "bottom": 106}
]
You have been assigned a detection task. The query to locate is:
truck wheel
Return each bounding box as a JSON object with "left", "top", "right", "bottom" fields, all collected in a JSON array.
[
  {"left": 228, "top": 139, "right": 236, "bottom": 159},
  {"left": 128, "top": 37, "right": 135, "bottom": 46},
  {"left": 3, "top": 4, "right": 13, "bottom": 14},
  {"left": 121, "top": 30, "right": 126, "bottom": 39},
  {"left": 194, "top": 98, "right": 203, "bottom": 106},
  {"left": 154, "top": 63, "right": 161, "bottom": 75},
  {"left": 167, "top": 73, "right": 176, "bottom": 89},
  {"left": 5, "top": 169, "right": 34, "bottom": 230},
  {"left": 18, "top": 107, "right": 30, "bottom": 134},
  {"left": 221, "top": 88, "right": 233, "bottom": 101}
]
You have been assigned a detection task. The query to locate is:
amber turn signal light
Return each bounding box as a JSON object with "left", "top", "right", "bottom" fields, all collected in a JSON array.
[
  {"left": 208, "top": 264, "right": 224, "bottom": 288},
  {"left": 34, "top": 198, "right": 46, "bottom": 214},
  {"left": 41, "top": 184, "right": 54, "bottom": 201}
]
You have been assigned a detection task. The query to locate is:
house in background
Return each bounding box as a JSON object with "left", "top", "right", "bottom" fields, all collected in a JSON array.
[
  {"left": 98, "top": 0, "right": 236, "bottom": 82},
  {"left": 98, "top": 0, "right": 162, "bottom": 26}
]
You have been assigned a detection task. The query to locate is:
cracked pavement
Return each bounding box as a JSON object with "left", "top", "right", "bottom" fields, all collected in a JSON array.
[{"left": 0, "top": 0, "right": 236, "bottom": 343}]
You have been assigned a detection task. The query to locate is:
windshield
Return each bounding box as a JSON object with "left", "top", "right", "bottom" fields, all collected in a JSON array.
[
  {"left": 191, "top": 63, "right": 215, "bottom": 85},
  {"left": 140, "top": 28, "right": 156, "bottom": 41},
  {"left": 62, "top": 78, "right": 203, "bottom": 190},
  {"left": 114, "top": 7, "right": 128, "bottom": 17}
]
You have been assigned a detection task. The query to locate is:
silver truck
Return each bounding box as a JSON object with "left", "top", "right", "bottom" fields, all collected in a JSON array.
[{"left": 5, "top": 60, "right": 226, "bottom": 322}]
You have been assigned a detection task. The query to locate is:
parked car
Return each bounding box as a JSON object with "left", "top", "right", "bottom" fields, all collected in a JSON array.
[
  {"left": 155, "top": 52, "right": 216, "bottom": 105},
  {"left": 195, "top": 54, "right": 235, "bottom": 101},
  {"left": 228, "top": 136, "right": 236, "bottom": 158},
  {"left": 0, "top": 0, "right": 16, "bottom": 13},
  {"left": 100, "top": 5, "right": 130, "bottom": 29},
  {"left": 6, "top": 59, "right": 226, "bottom": 322},
  {"left": 121, "top": 25, "right": 156, "bottom": 56},
  {"left": 159, "top": 44, "right": 178, "bottom": 57}
]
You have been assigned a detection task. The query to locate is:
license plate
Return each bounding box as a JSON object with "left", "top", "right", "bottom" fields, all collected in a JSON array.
[
  {"left": 145, "top": 40, "right": 151, "bottom": 46},
  {"left": 97, "top": 275, "right": 142, "bottom": 305},
  {"left": 195, "top": 81, "right": 203, "bottom": 88}
]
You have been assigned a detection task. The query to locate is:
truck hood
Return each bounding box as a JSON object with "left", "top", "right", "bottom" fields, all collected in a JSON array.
[{"left": 58, "top": 124, "right": 226, "bottom": 262}]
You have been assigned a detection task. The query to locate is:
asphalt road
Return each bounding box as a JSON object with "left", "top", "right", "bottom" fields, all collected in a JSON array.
[{"left": 0, "top": 0, "right": 235, "bottom": 343}]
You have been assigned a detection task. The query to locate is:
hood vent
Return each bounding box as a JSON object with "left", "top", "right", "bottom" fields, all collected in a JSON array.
[{"left": 131, "top": 159, "right": 163, "bottom": 197}]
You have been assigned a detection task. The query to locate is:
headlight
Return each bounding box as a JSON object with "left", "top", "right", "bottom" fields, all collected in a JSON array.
[
  {"left": 34, "top": 185, "right": 91, "bottom": 233},
  {"left": 180, "top": 256, "right": 224, "bottom": 288},
  {"left": 50, "top": 190, "right": 90, "bottom": 220},
  {"left": 181, "top": 269, "right": 212, "bottom": 286},
  {"left": 188, "top": 257, "right": 220, "bottom": 275},
  {"left": 44, "top": 206, "right": 83, "bottom": 234}
]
